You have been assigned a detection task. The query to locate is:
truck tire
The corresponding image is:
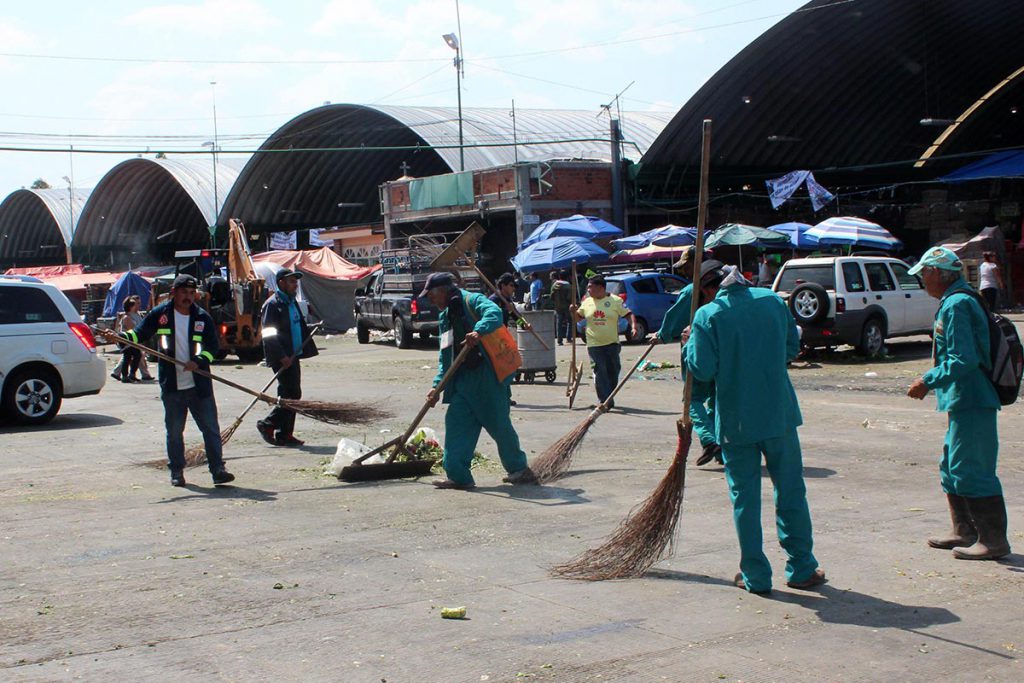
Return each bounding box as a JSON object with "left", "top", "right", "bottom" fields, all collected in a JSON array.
[
  {"left": 625, "top": 317, "right": 648, "bottom": 344},
  {"left": 236, "top": 348, "right": 265, "bottom": 363},
  {"left": 393, "top": 316, "right": 412, "bottom": 349},
  {"left": 356, "top": 320, "right": 370, "bottom": 344},
  {"left": 3, "top": 366, "right": 62, "bottom": 426},
  {"left": 857, "top": 318, "right": 885, "bottom": 357},
  {"left": 789, "top": 283, "right": 829, "bottom": 325}
]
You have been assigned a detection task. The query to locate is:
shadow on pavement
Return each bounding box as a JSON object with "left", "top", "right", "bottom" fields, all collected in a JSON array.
[
  {"left": 644, "top": 568, "right": 736, "bottom": 588},
  {"left": 155, "top": 484, "right": 278, "bottom": 503},
  {"left": 0, "top": 413, "right": 124, "bottom": 433},
  {"left": 473, "top": 484, "right": 590, "bottom": 506}
]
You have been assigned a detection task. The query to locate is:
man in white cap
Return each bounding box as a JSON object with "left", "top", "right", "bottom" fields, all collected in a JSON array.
[{"left": 907, "top": 247, "right": 1009, "bottom": 560}]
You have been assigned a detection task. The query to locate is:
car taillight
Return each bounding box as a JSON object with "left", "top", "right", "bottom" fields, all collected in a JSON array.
[
  {"left": 411, "top": 298, "right": 419, "bottom": 315},
  {"left": 220, "top": 324, "right": 228, "bottom": 336},
  {"left": 836, "top": 297, "right": 846, "bottom": 313},
  {"left": 68, "top": 322, "right": 96, "bottom": 352},
  {"left": 618, "top": 293, "right": 628, "bottom": 303}
]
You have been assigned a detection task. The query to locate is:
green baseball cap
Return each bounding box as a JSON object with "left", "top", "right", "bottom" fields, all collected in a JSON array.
[{"left": 907, "top": 246, "right": 963, "bottom": 275}]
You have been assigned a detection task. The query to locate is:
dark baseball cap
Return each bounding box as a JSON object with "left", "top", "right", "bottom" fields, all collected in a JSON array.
[
  {"left": 276, "top": 267, "right": 303, "bottom": 282},
  {"left": 171, "top": 273, "right": 199, "bottom": 289},
  {"left": 419, "top": 272, "right": 455, "bottom": 297},
  {"left": 699, "top": 259, "right": 727, "bottom": 287}
]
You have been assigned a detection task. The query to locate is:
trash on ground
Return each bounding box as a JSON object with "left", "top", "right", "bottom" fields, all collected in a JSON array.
[{"left": 441, "top": 606, "right": 467, "bottom": 619}]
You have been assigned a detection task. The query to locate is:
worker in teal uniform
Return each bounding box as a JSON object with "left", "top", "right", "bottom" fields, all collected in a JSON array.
[
  {"left": 684, "top": 264, "right": 824, "bottom": 594},
  {"left": 907, "top": 247, "right": 1010, "bottom": 560},
  {"left": 653, "top": 248, "right": 721, "bottom": 466},
  {"left": 423, "top": 272, "right": 536, "bottom": 490}
]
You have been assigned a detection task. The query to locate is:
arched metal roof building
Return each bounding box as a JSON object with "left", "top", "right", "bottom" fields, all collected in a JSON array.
[
  {"left": 641, "top": 0, "right": 1024, "bottom": 180},
  {"left": 71, "top": 157, "right": 247, "bottom": 263},
  {"left": 0, "top": 188, "right": 90, "bottom": 265},
  {"left": 219, "top": 104, "right": 671, "bottom": 232}
]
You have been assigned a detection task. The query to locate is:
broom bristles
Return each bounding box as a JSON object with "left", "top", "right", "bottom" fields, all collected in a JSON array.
[
  {"left": 551, "top": 423, "right": 692, "bottom": 581},
  {"left": 280, "top": 399, "right": 391, "bottom": 426},
  {"left": 531, "top": 410, "right": 602, "bottom": 484}
]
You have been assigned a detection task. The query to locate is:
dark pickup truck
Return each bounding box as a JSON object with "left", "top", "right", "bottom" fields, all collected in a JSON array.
[{"left": 354, "top": 269, "right": 440, "bottom": 348}]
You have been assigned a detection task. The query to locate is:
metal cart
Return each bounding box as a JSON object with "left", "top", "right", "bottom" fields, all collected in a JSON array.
[{"left": 514, "top": 310, "right": 557, "bottom": 384}]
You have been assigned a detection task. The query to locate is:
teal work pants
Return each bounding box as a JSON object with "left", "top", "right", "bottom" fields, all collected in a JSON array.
[
  {"left": 941, "top": 408, "right": 1002, "bottom": 497},
  {"left": 721, "top": 430, "right": 818, "bottom": 593},
  {"left": 682, "top": 361, "right": 717, "bottom": 448},
  {"left": 442, "top": 366, "right": 528, "bottom": 486}
]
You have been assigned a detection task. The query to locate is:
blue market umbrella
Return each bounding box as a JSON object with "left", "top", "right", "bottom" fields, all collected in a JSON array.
[
  {"left": 611, "top": 225, "right": 696, "bottom": 250},
  {"left": 521, "top": 214, "right": 624, "bottom": 249},
  {"left": 807, "top": 216, "right": 902, "bottom": 251},
  {"left": 510, "top": 236, "right": 610, "bottom": 273},
  {"left": 768, "top": 222, "right": 818, "bottom": 249}
]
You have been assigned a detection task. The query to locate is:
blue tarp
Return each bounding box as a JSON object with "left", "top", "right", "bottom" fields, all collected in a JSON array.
[
  {"left": 940, "top": 150, "right": 1024, "bottom": 182},
  {"left": 520, "top": 215, "right": 623, "bottom": 249},
  {"left": 103, "top": 271, "right": 152, "bottom": 317}
]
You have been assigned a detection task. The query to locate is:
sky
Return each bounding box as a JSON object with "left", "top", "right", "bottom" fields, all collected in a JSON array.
[{"left": 0, "top": 0, "right": 808, "bottom": 196}]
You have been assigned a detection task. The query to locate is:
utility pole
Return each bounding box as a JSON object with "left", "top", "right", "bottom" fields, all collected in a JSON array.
[
  {"left": 442, "top": 33, "right": 465, "bottom": 171},
  {"left": 610, "top": 119, "right": 624, "bottom": 229}
]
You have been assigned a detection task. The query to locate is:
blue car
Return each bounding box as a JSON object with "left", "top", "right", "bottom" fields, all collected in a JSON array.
[{"left": 578, "top": 271, "right": 690, "bottom": 344}]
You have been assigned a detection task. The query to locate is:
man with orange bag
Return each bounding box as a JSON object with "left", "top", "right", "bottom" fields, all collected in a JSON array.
[{"left": 423, "top": 272, "right": 535, "bottom": 489}]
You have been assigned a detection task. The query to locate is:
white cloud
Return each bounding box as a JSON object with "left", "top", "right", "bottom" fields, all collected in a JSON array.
[{"left": 122, "top": 0, "right": 275, "bottom": 36}]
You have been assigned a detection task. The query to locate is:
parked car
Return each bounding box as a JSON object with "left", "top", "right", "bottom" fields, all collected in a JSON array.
[
  {"left": 354, "top": 269, "right": 442, "bottom": 348},
  {"left": 771, "top": 254, "right": 938, "bottom": 355},
  {"left": 578, "top": 271, "right": 690, "bottom": 344},
  {"left": 0, "top": 276, "right": 106, "bottom": 425}
]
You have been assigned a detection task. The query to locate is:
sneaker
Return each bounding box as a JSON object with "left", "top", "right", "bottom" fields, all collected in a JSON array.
[
  {"left": 170, "top": 472, "right": 186, "bottom": 487},
  {"left": 256, "top": 421, "right": 278, "bottom": 446},
  {"left": 734, "top": 572, "right": 771, "bottom": 595},
  {"left": 696, "top": 443, "right": 722, "bottom": 467},
  {"left": 786, "top": 568, "right": 827, "bottom": 590},
  {"left": 502, "top": 467, "right": 538, "bottom": 485},
  {"left": 432, "top": 478, "right": 474, "bottom": 490},
  {"left": 212, "top": 469, "right": 235, "bottom": 485},
  {"left": 110, "top": 372, "right": 121, "bottom": 381},
  {"left": 141, "top": 375, "right": 155, "bottom": 381},
  {"left": 278, "top": 435, "right": 305, "bottom": 447}
]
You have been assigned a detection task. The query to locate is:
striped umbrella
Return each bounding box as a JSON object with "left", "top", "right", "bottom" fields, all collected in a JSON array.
[{"left": 807, "top": 216, "right": 902, "bottom": 251}]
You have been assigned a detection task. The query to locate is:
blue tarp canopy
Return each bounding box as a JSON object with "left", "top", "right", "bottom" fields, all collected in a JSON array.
[
  {"left": 103, "top": 271, "right": 152, "bottom": 317},
  {"left": 511, "top": 236, "right": 609, "bottom": 273},
  {"left": 768, "top": 222, "right": 817, "bottom": 249},
  {"left": 940, "top": 150, "right": 1024, "bottom": 182},
  {"left": 520, "top": 214, "right": 623, "bottom": 249}
]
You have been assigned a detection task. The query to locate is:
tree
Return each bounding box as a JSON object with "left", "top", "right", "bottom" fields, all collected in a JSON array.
[{"left": 30, "top": 178, "right": 51, "bottom": 189}]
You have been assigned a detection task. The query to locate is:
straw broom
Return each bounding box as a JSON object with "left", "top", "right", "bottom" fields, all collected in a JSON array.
[
  {"left": 551, "top": 118, "right": 713, "bottom": 581},
  {"left": 531, "top": 340, "right": 658, "bottom": 484},
  {"left": 95, "top": 328, "right": 389, "bottom": 427},
  {"left": 182, "top": 324, "right": 322, "bottom": 467}
]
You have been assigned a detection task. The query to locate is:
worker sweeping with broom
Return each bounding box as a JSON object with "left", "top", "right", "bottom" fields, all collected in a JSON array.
[
  {"left": 123, "top": 274, "right": 235, "bottom": 488},
  {"left": 683, "top": 263, "right": 823, "bottom": 594},
  {"left": 653, "top": 247, "right": 722, "bottom": 467},
  {"left": 422, "top": 272, "right": 536, "bottom": 490}
]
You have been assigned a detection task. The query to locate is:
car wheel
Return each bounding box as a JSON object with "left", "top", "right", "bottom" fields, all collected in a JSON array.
[
  {"left": 213, "top": 350, "right": 230, "bottom": 361},
  {"left": 626, "top": 317, "right": 648, "bottom": 344},
  {"left": 857, "top": 318, "right": 885, "bottom": 357},
  {"left": 356, "top": 320, "right": 370, "bottom": 344},
  {"left": 3, "top": 367, "right": 62, "bottom": 426},
  {"left": 393, "top": 316, "right": 411, "bottom": 349},
  {"left": 789, "top": 283, "right": 829, "bottom": 325},
  {"left": 236, "top": 347, "right": 265, "bottom": 363}
]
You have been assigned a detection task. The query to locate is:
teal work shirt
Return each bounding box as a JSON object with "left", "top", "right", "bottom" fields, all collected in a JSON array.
[
  {"left": 278, "top": 289, "right": 303, "bottom": 356},
  {"left": 433, "top": 290, "right": 506, "bottom": 400},
  {"left": 684, "top": 284, "right": 802, "bottom": 446},
  {"left": 922, "top": 279, "right": 999, "bottom": 412},
  {"left": 656, "top": 283, "right": 694, "bottom": 343}
]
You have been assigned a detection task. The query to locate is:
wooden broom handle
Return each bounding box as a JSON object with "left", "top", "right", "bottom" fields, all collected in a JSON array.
[
  {"left": 95, "top": 327, "right": 272, "bottom": 404},
  {"left": 681, "top": 119, "right": 713, "bottom": 423}
]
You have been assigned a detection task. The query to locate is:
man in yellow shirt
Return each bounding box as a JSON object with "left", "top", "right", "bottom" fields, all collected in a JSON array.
[{"left": 572, "top": 275, "right": 637, "bottom": 409}]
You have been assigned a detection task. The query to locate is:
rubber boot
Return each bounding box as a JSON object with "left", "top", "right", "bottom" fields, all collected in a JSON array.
[
  {"left": 927, "top": 493, "right": 976, "bottom": 549},
  {"left": 953, "top": 496, "right": 1011, "bottom": 560}
]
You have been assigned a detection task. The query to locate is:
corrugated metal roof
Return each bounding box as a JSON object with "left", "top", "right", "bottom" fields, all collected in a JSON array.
[
  {"left": 220, "top": 103, "right": 671, "bottom": 233},
  {"left": 0, "top": 188, "right": 90, "bottom": 264},
  {"left": 72, "top": 156, "right": 247, "bottom": 258},
  {"left": 641, "top": 0, "right": 1024, "bottom": 176}
]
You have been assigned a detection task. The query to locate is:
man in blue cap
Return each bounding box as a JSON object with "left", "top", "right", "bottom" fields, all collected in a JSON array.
[
  {"left": 124, "top": 274, "right": 234, "bottom": 487},
  {"left": 907, "top": 247, "right": 1010, "bottom": 560},
  {"left": 684, "top": 263, "right": 823, "bottom": 594},
  {"left": 258, "top": 268, "right": 318, "bottom": 447},
  {"left": 422, "top": 272, "right": 535, "bottom": 489}
]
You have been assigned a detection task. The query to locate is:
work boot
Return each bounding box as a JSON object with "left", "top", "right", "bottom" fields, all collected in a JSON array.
[
  {"left": 256, "top": 421, "right": 278, "bottom": 446},
  {"left": 212, "top": 469, "right": 236, "bottom": 486},
  {"left": 953, "top": 495, "right": 1011, "bottom": 560},
  {"left": 696, "top": 443, "right": 722, "bottom": 467},
  {"left": 278, "top": 435, "right": 305, "bottom": 448},
  {"left": 502, "top": 467, "right": 538, "bottom": 485},
  {"left": 170, "top": 471, "right": 186, "bottom": 487},
  {"left": 927, "top": 493, "right": 976, "bottom": 549}
]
